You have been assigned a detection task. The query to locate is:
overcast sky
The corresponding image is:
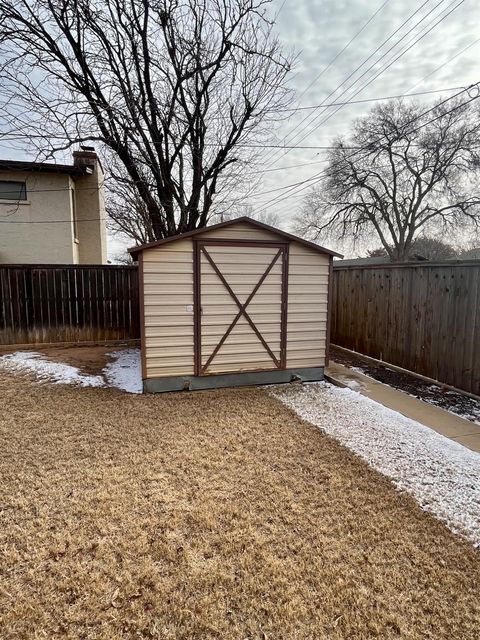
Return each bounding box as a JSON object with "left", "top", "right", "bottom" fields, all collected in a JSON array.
[
  {"left": 247, "top": 0, "right": 480, "bottom": 255},
  {"left": 1, "top": 0, "right": 479, "bottom": 258}
]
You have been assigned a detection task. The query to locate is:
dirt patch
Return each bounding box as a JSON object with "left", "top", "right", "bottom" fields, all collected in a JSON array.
[
  {"left": 331, "top": 346, "right": 480, "bottom": 424},
  {"left": 0, "top": 372, "right": 479, "bottom": 639},
  {"left": 0, "top": 344, "right": 132, "bottom": 376}
]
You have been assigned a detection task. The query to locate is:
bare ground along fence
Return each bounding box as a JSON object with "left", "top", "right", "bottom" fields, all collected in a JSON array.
[
  {"left": 0, "top": 264, "right": 140, "bottom": 345},
  {"left": 331, "top": 261, "right": 480, "bottom": 396}
]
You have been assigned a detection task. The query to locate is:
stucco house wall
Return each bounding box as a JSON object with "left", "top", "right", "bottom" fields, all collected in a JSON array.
[
  {"left": 0, "top": 150, "right": 107, "bottom": 265},
  {"left": 0, "top": 171, "right": 77, "bottom": 264}
]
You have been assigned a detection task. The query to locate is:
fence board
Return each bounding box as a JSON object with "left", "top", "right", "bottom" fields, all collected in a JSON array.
[
  {"left": 0, "top": 264, "right": 140, "bottom": 346},
  {"left": 332, "top": 261, "right": 480, "bottom": 396}
]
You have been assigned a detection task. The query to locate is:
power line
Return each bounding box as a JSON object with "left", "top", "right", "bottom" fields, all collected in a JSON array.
[
  {"left": 3, "top": 129, "right": 472, "bottom": 199},
  {"left": 0, "top": 184, "right": 105, "bottom": 194},
  {"left": 253, "top": 83, "right": 479, "bottom": 211},
  {"left": 0, "top": 84, "right": 463, "bottom": 150},
  {"left": 235, "top": 0, "right": 466, "bottom": 211},
  {"left": 0, "top": 84, "right": 461, "bottom": 147},
  {"left": 262, "top": 159, "right": 329, "bottom": 172},
  {"left": 265, "top": 86, "right": 479, "bottom": 211},
  {"left": 0, "top": 85, "right": 465, "bottom": 158},
  {"left": 407, "top": 36, "right": 480, "bottom": 93},
  {"left": 276, "top": 85, "right": 464, "bottom": 112},
  {"left": 265, "top": 0, "right": 462, "bottom": 167},
  {"left": 2, "top": 84, "right": 475, "bottom": 205},
  {"left": 260, "top": 0, "right": 437, "bottom": 168},
  {"left": 0, "top": 216, "right": 110, "bottom": 224},
  {"left": 0, "top": 139, "right": 457, "bottom": 151},
  {"left": 289, "top": 0, "right": 467, "bottom": 151},
  {"left": 245, "top": 36, "right": 480, "bottom": 211},
  {"left": 296, "top": 0, "right": 392, "bottom": 102},
  {"left": 1, "top": 87, "right": 478, "bottom": 224},
  {"left": 208, "top": 1, "right": 464, "bottom": 206}
]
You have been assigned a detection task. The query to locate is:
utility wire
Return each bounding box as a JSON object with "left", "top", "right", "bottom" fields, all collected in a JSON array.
[
  {"left": 1, "top": 87, "right": 477, "bottom": 225},
  {"left": 0, "top": 217, "right": 111, "bottom": 224},
  {"left": 3, "top": 132, "right": 476, "bottom": 197},
  {"left": 296, "top": 0, "right": 392, "bottom": 102},
  {"left": 246, "top": 37, "right": 480, "bottom": 210},
  {"left": 1, "top": 82, "right": 474, "bottom": 204},
  {"left": 287, "top": 0, "right": 467, "bottom": 152},
  {"left": 0, "top": 86, "right": 462, "bottom": 150},
  {"left": 263, "top": 0, "right": 461, "bottom": 169},
  {"left": 259, "top": 0, "right": 436, "bottom": 168},
  {"left": 264, "top": 88, "right": 479, "bottom": 213},
  {"left": 407, "top": 36, "right": 480, "bottom": 93},
  {"left": 254, "top": 83, "right": 479, "bottom": 211},
  {"left": 276, "top": 85, "right": 464, "bottom": 112},
  {"left": 217, "top": 1, "right": 461, "bottom": 206},
  {"left": 239, "top": 0, "right": 468, "bottom": 209},
  {"left": 261, "top": 159, "right": 329, "bottom": 172},
  {"left": 237, "top": 0, "right": 447, "bottom": 207}
]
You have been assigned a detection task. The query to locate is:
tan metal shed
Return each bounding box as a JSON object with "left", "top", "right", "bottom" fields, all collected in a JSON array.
[{"left": 129, "top": 217, "right": 341, "bottom": 393}]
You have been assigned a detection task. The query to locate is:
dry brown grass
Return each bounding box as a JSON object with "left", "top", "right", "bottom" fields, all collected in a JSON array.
[{"left": 0, "top": 371, "right": 479, "bottom": 639}]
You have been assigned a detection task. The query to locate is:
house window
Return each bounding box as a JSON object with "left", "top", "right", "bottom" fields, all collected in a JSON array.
[{"left": 0, "top": 180, "right": 27, "bottom": 200}]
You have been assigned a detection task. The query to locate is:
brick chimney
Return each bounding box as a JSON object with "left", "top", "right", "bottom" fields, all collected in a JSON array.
[
  {"left": 72, "top": 147, "right": 107, "bottom": 263},
  {"left": 73, "top": 147, "right": 101, "bottom": 171}
]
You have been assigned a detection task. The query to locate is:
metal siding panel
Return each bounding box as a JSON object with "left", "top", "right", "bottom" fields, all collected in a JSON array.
[
  {"left": 143, "top": 243, "right": 192, "bottom": 259},
  {"left": 201, "top": 272, "right": 282, "bottom": 285},
  {"left": 202, "top": 332, "right": 280, "bottom": 347},
  {"left": 287, "top": 241, "right": 329, "bottom": 368},
  {"left": 146, "top": 364, "right": 196, "bottom": 377},
  {"left": 142, "top": 239, "right": 194, "bottom": 378},
  {"left": 201, "top": 221, "right": 283, "bottom": 242}
]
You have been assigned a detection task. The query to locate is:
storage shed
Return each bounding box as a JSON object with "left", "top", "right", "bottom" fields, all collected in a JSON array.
[{"left": 129, "top": 217, "right": 341, "bottom": 393}]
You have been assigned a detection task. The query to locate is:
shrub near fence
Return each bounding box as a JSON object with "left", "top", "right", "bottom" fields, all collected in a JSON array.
[
  {"left": 331, "top": 261, "right": 480, "bottom": 396},
  {"left": 0, "top": 264, "right": 140, "bottom": 345}
]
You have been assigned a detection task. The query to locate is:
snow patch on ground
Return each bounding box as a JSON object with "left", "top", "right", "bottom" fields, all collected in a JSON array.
[
  {"left": 0, "top": 348, "right": 143, "bottom": 394},
  {"left": 104, "top": 349, "right": 142, "bottom": 394},
  {"left": 271, "top": 382, "right": 480, "bottom": 547},
  {"left": 0, "top": 351, "right": 104, "bottom": 387}
]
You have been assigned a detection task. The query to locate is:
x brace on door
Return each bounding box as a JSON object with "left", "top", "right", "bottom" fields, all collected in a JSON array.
[{"left": 194, "top": 241, "right": 288, "bottom": 376}]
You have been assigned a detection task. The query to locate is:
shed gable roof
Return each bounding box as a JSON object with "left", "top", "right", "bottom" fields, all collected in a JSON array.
[{"left": 128, "top": 216, "right": 342, "bottom": 260}]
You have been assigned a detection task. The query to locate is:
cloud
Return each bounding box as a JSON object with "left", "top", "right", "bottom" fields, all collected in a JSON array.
[{"left": 250, "top": 0, "right": 480, "bottom": 247}]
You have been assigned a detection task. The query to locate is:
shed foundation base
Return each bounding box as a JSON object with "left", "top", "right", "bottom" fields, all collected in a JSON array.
[{"left": 143, "top": 367, "right": 324, "bottom": 393}]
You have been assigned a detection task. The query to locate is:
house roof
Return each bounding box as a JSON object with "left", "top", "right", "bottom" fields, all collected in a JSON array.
[
  {"left": 128, "top": 216, "right": 343, "bottom": 260},
  {"left": 0, "top": 158, "right": 91, "bottom": 178}
]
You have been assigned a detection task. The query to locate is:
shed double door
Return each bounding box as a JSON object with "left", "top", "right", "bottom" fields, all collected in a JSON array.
[{"left": 194, "top": 240, "right": 288, "bottom": 376}]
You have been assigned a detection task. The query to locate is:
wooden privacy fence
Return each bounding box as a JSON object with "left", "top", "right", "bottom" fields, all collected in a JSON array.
[
  {"left": 332, "top": 261, "right": 480, "bottom": 396},
  {"left": 0, "top": 264, "right": 140, "bottom": 345}
]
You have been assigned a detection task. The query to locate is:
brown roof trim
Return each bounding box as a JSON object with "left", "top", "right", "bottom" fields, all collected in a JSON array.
[
  {"left": 128, "top": 216, "right": 343, "bottom": 260},
  {"left": 0, "top": 158, "right": 90, "bottom": 178}
]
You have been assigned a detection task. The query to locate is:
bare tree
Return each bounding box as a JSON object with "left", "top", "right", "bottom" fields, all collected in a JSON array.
[
  {"left": 110, "top": 250, "right": 135, "bottom": 265},
  {"left": 366, "top": 236, "right": 458, "bottom": 261},
  {"left": 295, "top": 97, "right": 480, "bottom": 261},
  {"left": 220, "top": 201, "right": 281, "bottom": 226},
  {"left": 0, "top": 0, "right": 292, "bottom": 241}
]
